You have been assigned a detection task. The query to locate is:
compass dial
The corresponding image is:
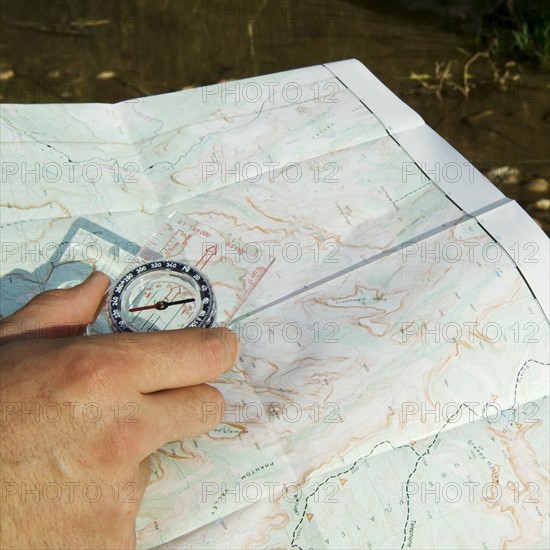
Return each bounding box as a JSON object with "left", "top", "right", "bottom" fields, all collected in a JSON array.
[{"left": 108, "top": 260, "right": 216, "bottom": 332}]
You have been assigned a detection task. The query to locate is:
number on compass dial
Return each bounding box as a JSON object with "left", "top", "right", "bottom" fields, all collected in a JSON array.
[{"left": 108, "top": 260, "right": 216, "bottom": 332}]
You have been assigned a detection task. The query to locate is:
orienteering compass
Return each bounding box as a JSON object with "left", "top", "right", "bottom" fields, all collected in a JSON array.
[{"left": 107, "top": 260, "right": 216, "bottom": 332}]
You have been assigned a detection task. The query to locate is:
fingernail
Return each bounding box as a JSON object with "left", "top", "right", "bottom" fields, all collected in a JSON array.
[
  {"left": 84, "top": 271, "right": 111, "bottom": 288},
  {"left": 226, "top": 329, "right": 240, "bottom": 365},
  {"left": 202, "top": 327, "right": 240, "bottom": 367}
]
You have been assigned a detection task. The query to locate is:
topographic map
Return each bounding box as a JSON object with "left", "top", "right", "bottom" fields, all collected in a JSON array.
[{"left": 1, "top": 60, "right": 548, "bottom": 548}]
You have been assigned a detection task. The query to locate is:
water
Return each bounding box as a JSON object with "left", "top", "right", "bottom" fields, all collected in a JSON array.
[{"left": 1, "top": 0, "right": 548, "bottom": 231}]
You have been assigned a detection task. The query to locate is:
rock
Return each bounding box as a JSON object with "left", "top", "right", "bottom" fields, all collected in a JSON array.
[
  {"left": 0, "top": 69, "right": 14, "bottom": 81},
  {"left": 484, "top": 166, "right": 520, "bottom": 185},
  {"left": 96, "top": 71, "right": 116, "bottom": 80},
  {"left": 534, "top": 198, "right": 550, "bottom": 210},
  {"left": 524, "top": 178, "right": 549, "bottom": 193}
]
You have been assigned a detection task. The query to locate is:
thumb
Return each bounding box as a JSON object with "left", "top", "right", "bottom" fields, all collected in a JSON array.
[{"left": 0, "top": 271, "right": 110, "bottom": 344}]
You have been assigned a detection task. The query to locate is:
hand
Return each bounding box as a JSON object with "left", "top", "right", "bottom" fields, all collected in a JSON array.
[{"left": 0, "top": 272, "right": 238, "bottom": 549}]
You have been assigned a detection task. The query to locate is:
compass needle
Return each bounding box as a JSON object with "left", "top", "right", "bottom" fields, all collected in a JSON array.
[{"left": 108, "top": 261, "right": 215, "bottom": 332}]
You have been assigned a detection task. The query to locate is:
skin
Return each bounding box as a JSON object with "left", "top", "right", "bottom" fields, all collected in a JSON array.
[{"left": 0, "top": 272, "right": 238, "bottom": 549}]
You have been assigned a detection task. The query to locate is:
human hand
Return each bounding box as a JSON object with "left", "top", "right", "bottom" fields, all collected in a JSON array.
[{"left": 0, "top": 272, "right": 238, "bottom": 549}]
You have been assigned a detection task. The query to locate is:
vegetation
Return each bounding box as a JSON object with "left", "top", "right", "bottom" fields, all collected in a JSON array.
[
  {"left": 479, "top": 0, "right": 550, "bottom": 69},
  {"left": 510, "top": 22, "right": 550, "bottom": 69}
]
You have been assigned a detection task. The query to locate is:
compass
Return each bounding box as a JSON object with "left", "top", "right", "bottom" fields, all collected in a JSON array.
[{"left": 107, "top": 260, "right": 216, "bottom": 332}]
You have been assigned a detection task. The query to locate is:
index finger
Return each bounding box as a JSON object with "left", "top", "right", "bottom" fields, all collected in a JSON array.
[{"left": 82, "top": 327, "right": 239, "bottom": 393}]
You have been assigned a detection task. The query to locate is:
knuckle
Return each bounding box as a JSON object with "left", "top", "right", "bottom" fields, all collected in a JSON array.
[
  {"left": 64, "top": 343, "right": 116, "bottom": 395},
  {"left": 80, "top": 360, "right": 112, "bottom": 393},
  {"left": 29, "top": 288, "right": 70, "bottom": 312},
  {"left": 33, "top": 288, "right": 65, "bottom": 303},
  {"left": 101, "top": 422, "right": 139, "bottom": 463}
]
